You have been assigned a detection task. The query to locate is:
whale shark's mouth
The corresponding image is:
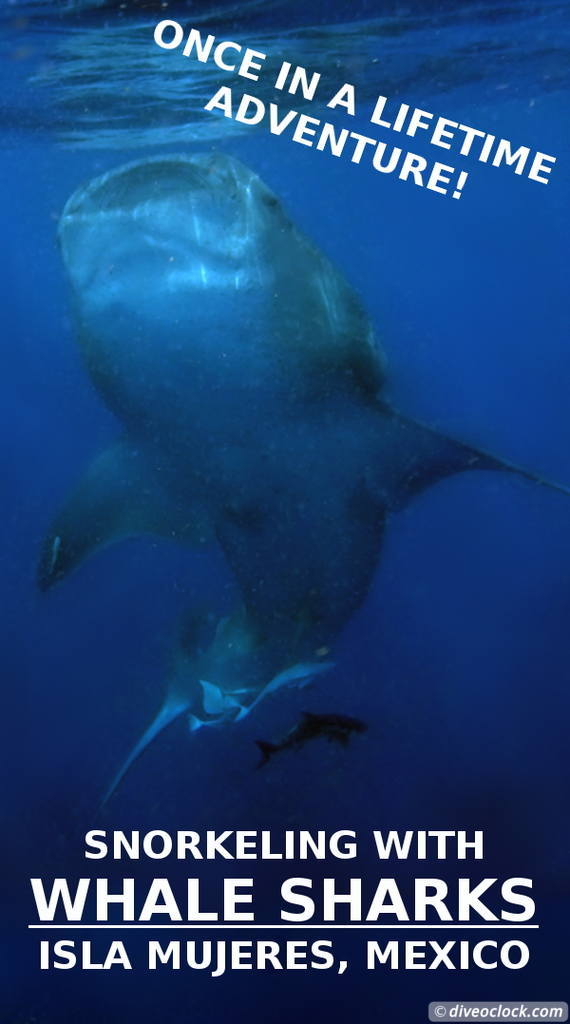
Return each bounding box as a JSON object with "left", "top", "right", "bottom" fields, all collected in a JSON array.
[
  {"left": 61, "top": 153, "right": 260, "bottom": 218},
  {"left": 58, "top": 152, "right": 276, "bottom": 296}
]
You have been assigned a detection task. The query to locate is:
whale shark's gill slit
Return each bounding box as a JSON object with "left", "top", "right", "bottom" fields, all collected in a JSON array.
[
  {"left": 101, "top": 695, "right": 190, "bottom": 806},
  {"left": 191, "top": 209, "right": 202, "bottom": 246},
  {"left": 48, "top": 535, "right": 61, "bottom": 576}
]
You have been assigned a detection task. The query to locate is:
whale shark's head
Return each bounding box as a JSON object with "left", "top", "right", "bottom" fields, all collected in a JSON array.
[
  {"left": 58, "top": 153, "right": 383, "bottom": 429},
  {"left": 58, "top": 153, "right": 280, "bottom": 305}
]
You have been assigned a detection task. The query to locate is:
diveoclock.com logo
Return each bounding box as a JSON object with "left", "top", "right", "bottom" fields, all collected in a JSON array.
[{"left": 428, "top": 1004, "right": 568, "bottom": 1021}]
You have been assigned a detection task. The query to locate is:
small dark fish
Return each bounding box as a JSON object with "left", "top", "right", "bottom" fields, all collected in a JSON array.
[{"left": 256, "top": 711, "right": 367, "bottom": 767}]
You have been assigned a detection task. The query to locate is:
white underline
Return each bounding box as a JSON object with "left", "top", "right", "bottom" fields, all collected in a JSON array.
[{"left": 28, "top": 924, "right": 540, "bottom": 930}]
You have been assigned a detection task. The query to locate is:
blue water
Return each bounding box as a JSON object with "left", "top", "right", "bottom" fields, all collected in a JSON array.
[{"left": 2, "top": 1, "right": 569, "bottom": 1020}]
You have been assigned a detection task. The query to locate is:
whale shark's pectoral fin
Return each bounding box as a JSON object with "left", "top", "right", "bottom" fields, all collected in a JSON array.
[
  {"left": 38, "top": 439, "right": 155, "bottom": 590},
  {"left": 378, "top": 406, "right": 570, "bottom": 509},
  {"left": 37, "top": 438, "right": 210, "bottom": 591}
]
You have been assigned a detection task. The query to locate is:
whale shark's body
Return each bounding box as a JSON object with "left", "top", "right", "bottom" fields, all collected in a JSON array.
[{"left": 38, "top": 153, "right": 567, "bottom": 799}]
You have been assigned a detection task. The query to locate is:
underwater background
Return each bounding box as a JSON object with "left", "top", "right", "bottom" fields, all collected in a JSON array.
[{"left": 1, "top": 0, "right": 569, "bottom": 1020}]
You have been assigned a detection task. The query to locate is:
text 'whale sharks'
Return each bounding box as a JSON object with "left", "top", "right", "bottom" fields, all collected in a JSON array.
[{"left": 38, "top": 153, "right": 569, "bottom": 801}]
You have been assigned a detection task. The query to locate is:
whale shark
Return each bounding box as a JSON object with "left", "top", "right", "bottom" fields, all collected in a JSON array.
[{"left": 38, "top": 152, "right": 569, "bottom": 800}]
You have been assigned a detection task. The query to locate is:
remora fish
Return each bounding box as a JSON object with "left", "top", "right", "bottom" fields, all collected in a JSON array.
[
  {"left": 37, "top": 153, "right": 569, "bottom": 799},
  {"left": 256, "top": 711, "right": 367, "bottom": 767}
]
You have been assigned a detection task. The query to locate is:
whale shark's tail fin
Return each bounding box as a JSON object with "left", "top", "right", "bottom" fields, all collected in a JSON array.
[
  {"left": 101, "top": 659, "right": 333, "bottom": 803},
  {"left": 101, "top": 694, "right": 190, "bottom": 806},
  {"left": 381, "top": 405, "right": 570, "bottom": 506}
]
